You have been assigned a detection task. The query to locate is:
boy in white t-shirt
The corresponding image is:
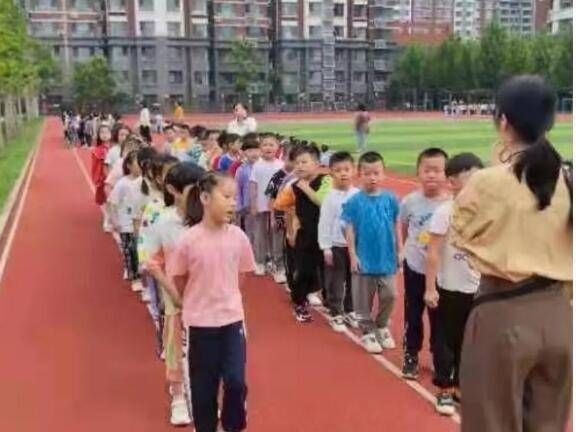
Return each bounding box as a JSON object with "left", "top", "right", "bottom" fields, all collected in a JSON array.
[
  {"left": 249, "top": 133, "right": 284, "bottom": 276},
  {"left": 424, "top": 153, "right": 484, "bottom": 416}
]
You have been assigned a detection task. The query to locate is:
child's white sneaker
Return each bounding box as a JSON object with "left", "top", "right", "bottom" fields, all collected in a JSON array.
[
  {"left": 361, "top": 333, "right": 383, "bottom": 354},
  {"left": 141, "top": 289, "right": 152, "bottom": 303},
  {"left": 122, "top": 269, "right": 128, "bottom": 280},
  {"left": 254, "top": 263, "right": 266, "bottom": 276},
  {"left": 345, "top": 312, "right": 360, "bottom": 329},
  {"left": 170, "top": 397, "right": 191, "bottom": 426},
  {"left": 329, "top": 315, "right": 347, "bottom": 333},
  {"left": 273, "top": 269, "right": 287, "bottom": 284},
  {"left": 131, "top": 280, "right": 143, "bottom": 292},
  {"left": 377, "top": 327, "right": 396, "bottom": 349},
  {"left": 307, "top": 292, "right": 323, "bottom": 307}
]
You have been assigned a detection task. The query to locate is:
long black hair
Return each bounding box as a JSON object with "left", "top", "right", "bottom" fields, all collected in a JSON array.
[
  {"left": 186, "top": 171, "right": 231, "bottom": 226},
  {"left": 149, "top": 153, "right": 178, "bottom": 192},
  {"left": 494, "top": 75, "right": 565, "bottom": 215},
  {"left": 136, "top": 147, "right": 158, "bottom": 196},
  {"left": 163, "top": 162, "right": 206, "bottom": 211}
]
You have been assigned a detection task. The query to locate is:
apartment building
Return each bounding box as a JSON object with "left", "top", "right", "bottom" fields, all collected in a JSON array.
[
  {"left": 548, "top": 0, "right": 572, "bottom": 33},
  {"left": 453, "top": 0, "right": 495, "bottom": 39}
]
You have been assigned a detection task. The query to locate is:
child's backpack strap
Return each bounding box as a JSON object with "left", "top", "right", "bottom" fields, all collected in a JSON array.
[{"left": 562, "top": 160, "right": 572, "bottom": 223}]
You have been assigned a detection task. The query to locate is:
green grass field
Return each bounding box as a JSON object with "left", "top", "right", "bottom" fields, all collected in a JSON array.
[
  {"left": 259, "top": 118, "right": 572, "bottom": 174},
  {"left": 0, "top": 118, "right": 43, "bottom": 212}
]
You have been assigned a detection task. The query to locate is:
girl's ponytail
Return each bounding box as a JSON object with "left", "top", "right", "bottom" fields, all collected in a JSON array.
[
  {"left": 185, "top": 184, "right": 204, "bottom": 226},
  {"left": 512, "top": 137, "right": 562, "bottom": 211}
]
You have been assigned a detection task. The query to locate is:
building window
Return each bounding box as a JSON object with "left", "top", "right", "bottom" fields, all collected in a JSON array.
[
  {"left": 32, "top": 0, "right": 59, "bottom": 10},
  {"left": 69, "top": 0, "right": 94, "bottom": 11},
  {"left": 142, "top": 70, "right": 158, "bottom": 85},
  {"left": 220, "top": 73, "right": 236, "bottom": 85},
  {"left": 334, "top": 26, "right": 345, "bottom": 37},
  {"left": 53, "top": 46, "right": 60, "bottom": 56},
  {"left": 119, "top": 70, "right": 130, "bottom": 82},
  {"left": 192, "top": 48, "right": 209, "bottom": 63},
  {"left": 310, "top": 48, "right": 322, "bottom": 63},
  {"left": 109, "top": 0, "right": 126, "bottom": 11},
  {"left": 309, "top": 2, "right": 322, "bottom": 17},
  {"left": 194, "top": 71, "right": 207, "bottom": 85},
  {"left": 190, "top": 0, "right": 207, "bottom": 14},
  {"left": 139, "top": 21, "right": 155, "bottom": 36},
  {"left": 109, "top": 22, "right": 128, "bottom": 37},
  {"left": 247, "top": 26, "right": 265, "bottom": 38},
  {"left": 191, "top": 24, "right": 208, "bottom": 38},
  {"left": 169, "top": 71, "right": 184, "bottom": 84},
  {"left": 308, "top": 71, "right": 322, "bottom": 84},
  {"left": 352, "top": 50, "right": 366, "bottom": 63},
  {"left": 139, "top": 0, "right": 154, "bottom": 12},
  {"left": 216, "top": 26, "right": 236, "bottom": 40},
  {"left": 281, "top": 3, "right": 297, "bottom": 16},
  {"left": 168, "top": 46, "right": 183, "bottom": 61},
  {"left": 335, "top": 71, "right": 345, "bottom": 81},
  {"left": 167, "top": 22, "right": 182, "bottom": 37},
  {"left": 215, "top": 3, "right": 235, "bottom": 18},
  {"left": 351, "top": 27, "right": 366, "bottom": 39},
  {"left": 141, "top": 46, "right": 156, "bottom": 60},
  {"left": 282, "top": 26, "right": 299, "bottom": 39},
  {"left": 353, "top": 72, "right": 366, "bottom": 83},
  {"left": 167, "top": 0, "right": 180, "bottom": 12},
  {"left": 334, "top": 3, "right": 345, "bottom": 17},
  {"left": 353, "top": 4, "right": 367, "bottom": 18},
  {"left": 309, "top": 26, "right": 322, "bottom": 38}
]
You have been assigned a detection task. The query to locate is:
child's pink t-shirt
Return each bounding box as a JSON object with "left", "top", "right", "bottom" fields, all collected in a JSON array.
[{"left": 171, "top": 223, "right": 255, "bottom": 328}]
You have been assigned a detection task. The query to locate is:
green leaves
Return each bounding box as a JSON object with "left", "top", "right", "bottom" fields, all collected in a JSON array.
[
  {"left": 72, "top": 56, "right": 118, "bottom": 111},
  {"left": 228, "top": 39, "right": 264, "bottom": 98},
  {"left": 391, "top": 22, "right": 573, "bottom": 105}
]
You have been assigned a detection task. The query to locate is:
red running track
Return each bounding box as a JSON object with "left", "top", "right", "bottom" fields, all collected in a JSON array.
[{"left": 0, "top": 117, "right": 458, "bottom": 431}]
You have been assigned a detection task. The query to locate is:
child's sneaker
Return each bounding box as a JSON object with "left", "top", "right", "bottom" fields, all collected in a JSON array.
[
  {"left": 141, "top": 289, "right": 151, "bottom": 303},
  {"left": 294, "top": 305, "right": 312, "bottom": 323},
  {"left": 170, "top": 397, "right": 191, "bottom": 426},
  {"left": 377, "top": 327, "right": 396, "bottom": 349},
  {"left": 435, "top": 391, "right": 456, "bottom": 416},
  {"left": 254, "top": 263, "right": 266, "bottom": 276},
  {"left": 123, "top": 269, "right": 128, "bottom": 280},
  {"left": 402, "top": 354, "right": 419, "bottom": 380},
  {"left": 307, "top": 292, "right": 323, "bottom": 307},
  {"left": 329, "top": 315, "right": 347, "bottom": 332},
  {"left": 344, "top": 312, "right": 360, "bottom": 329},
  {"left": 273, "top": 269, "right": 287, "bottom": 284},
  {"left": 361, "top": 333, "right": 383, "bottom": 354},
  {"left": 131, "top": 280, "right": 143, "bottom": 292}
]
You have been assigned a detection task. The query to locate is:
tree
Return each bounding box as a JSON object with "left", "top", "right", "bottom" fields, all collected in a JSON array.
[
  {"left": 503, "top": 33, "right": 532, "bottom": 77},
  {"left": 72, "top": 56, "right": 118, "bottom": 111},
  {"left": 228, "top": 39, "right": 263, "bottom": 101},
  {"left": 551, "top": 31, "right": 572, "bottom": 91},
  {"left": 477, "top": 21, "right": 508, "bottom": 90},
  {"left": 29, "top": 41, "right": 61, "bottom": 96}
]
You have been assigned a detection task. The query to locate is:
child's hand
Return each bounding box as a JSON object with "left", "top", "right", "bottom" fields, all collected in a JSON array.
[
  {"left": 250, "top": 204, "right": 258, "bottom": 216},
  {"left": 296, "top": 180, "right": 313, "bottom": 194},
  {"left": 424, "top": 289, "right": 439, "bottom": 309},
  {"left": 350, "top": 253, "right": 361, "bottom": 273},
  {"left": 323, "top": 249, "right": 333, "bottom": 266}
]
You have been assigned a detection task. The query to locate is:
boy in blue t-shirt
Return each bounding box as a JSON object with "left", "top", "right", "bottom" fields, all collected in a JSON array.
[{"left": 342, "top": 152, "right": 402, "bottom": 354}]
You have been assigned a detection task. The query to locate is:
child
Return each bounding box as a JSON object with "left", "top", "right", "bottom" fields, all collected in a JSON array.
[
  {"left": 105, "top": 124, "right": 131, "bottom": 175},
  {"left": 162, "top": 124, "right": 180, "bottom": 157},
  {"left": 235, "top": 136, "right": 261, "bottom": 233},
  {"left": 198, "top": 129, "right": 222, "bottom": 170},
  {"left": 91, "top": 125, "right": 112, "bottom": 230},
  {"left": 318, "top": 151, "right": 359, "bottom": 332},
  {"left": 145, "top": 162, "right": 205, "bottom": 427},
  {"left": 424, "top": 153, "right": 483, "bottom": 415},
  {"left": 218, "top": 133, "right": 242, "bottom": 172},
  {"left": 249, "top": 133, "right": 284, "bottom": 276},
  {"left": 275, "top": 144, "right": 331, "bottom": 322},
  {"left": 108, "top": 150, "right": 144, "bottom": 292},
  {"left": 171, "top": 172, "right": 255, "bottom": 432},
  {"left": 400, "top": 147, "right": 450, "bottom": 381},
  {"left": 341, "top": 152, "right": 401, "bottom": 352}
]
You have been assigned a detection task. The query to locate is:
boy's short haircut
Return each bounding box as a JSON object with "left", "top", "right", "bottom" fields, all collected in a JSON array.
[
  {"left": 416, "top": 147, "right": 449, "bottom": 167},
  {"left": 204, "top": 129, "right": 221, "bottom": 139},
  {"left": 259, "top": 132, "right": 278, "bottom": 143},
  {"left": 321, "top": 144, "right": 329, "bottom": 152},
  {"left": 445, "top": 153, "right": 484, "bottom": 177},
  {"left": 189, "top": 125, "right": 206, "bottom": 138},
  {"left": 223, "top": 133, "right": 241, "bottom": 146},
  {"left": 163, "top": 123, "right": 175, "bottom": 132},
  {"left": 292, "top": 143, "right": 320, "bottom": 160},
  {"left": 242, "top": 134, "right": 260, "bottom": 151},
  {"left": 329, "top": 151, "right": 354, "bottom": 167},
  {"left": 358, "top": 151, "right": 385, "bottom": 167}
]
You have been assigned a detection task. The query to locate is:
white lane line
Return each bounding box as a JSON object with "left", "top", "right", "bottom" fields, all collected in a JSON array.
[
  {"left": 0, "top": 144, "right": 41, "bottom": 285},
  {"left": 72, "top": 148, "right": 96, "bottom": 194}
]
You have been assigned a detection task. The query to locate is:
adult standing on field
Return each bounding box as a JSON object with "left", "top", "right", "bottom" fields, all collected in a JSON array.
[
  {"left": 174, "top": 101, "right": 184, "bottom": 122},
  {"left": 354, "top": 104, "right": 371, "bottom": 153},
  {"left": 227, "top": 102, "right": 257, "bottom": 137},
  {"left": 451, "top": 75, "right": 572, "bottom": 432},
  {"left": 139, "top": 102, "right": 152, "bottom": 143}
]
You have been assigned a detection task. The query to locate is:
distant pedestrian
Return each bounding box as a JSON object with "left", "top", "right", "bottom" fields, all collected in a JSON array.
[{"left": 354, "top": 104, "right": 370, "bottom": 153}]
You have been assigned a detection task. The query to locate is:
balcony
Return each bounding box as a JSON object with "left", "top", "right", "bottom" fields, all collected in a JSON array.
[
  {"left": 374, "top": 40, "right": 395, "bottom": 50},
  {"left": 374, "top": 59, "right": 392, "bottom": 71},
  {"left": 373, "top": 81, "right": 386, "bottom": 92},
  {"left": 352, "top": 82, "right": 367, "bottom": 93}
]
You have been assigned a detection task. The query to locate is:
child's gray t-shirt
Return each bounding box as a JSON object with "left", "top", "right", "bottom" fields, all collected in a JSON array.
[{"left": 399, "top": 190, "right": 448, "bottom": 275}]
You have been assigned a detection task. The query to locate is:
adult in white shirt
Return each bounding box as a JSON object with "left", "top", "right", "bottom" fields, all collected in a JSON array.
[
  {"left": 139, "top": 103, "right": 152, "bottom": 143},
  {"left": 226, "top": 103, "right": 257, "bottom": 137}
]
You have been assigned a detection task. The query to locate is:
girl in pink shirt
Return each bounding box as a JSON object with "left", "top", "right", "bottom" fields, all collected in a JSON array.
[{"left": 172, "top": 171, "right": 255, "bottom": 432}]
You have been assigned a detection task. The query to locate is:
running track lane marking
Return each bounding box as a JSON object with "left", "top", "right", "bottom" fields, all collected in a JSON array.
[
  {"left": 0, "top": 142, "right": 41, "bottom": 286},
  {"left": 71, "top": 146, "right": 459, "bottom": 425}
]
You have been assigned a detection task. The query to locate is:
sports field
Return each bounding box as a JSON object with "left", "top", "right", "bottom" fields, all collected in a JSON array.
[{"left": 261, "top": 118, "right": 573, "bottom": 173}]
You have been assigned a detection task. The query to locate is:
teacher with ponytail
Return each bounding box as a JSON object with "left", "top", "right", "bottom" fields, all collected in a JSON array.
[{"left": 450, "top": 75, "right": 572, "bottom": 432}]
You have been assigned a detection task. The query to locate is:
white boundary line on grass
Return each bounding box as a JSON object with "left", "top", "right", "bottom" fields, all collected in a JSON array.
[{"left": 0, "top": 128, "right": 43, "bottom": 285}]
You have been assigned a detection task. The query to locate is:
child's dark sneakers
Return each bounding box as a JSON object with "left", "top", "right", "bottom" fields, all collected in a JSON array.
[
  {"left": 402, "top": 354, "right": 419, "bottom": 380},
  {"left": 435, "top": 391, "right": 456, "bottom": 416},
  {"left": 294, "top": 305, "right": 312, "bottom": 323}
]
